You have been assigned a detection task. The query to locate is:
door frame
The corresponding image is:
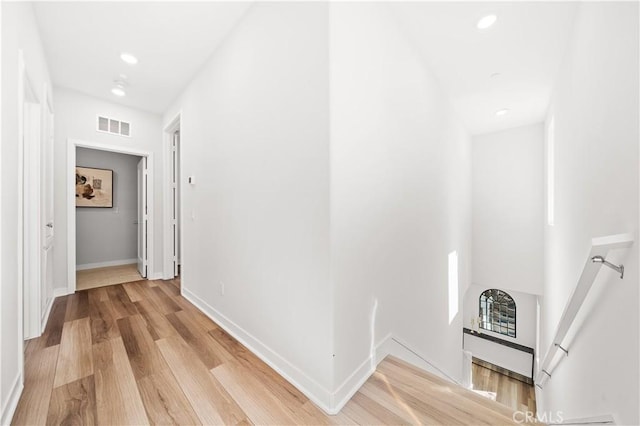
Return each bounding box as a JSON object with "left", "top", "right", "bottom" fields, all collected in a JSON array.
[
  {"left": 17, "top": 50, "right": 31, "bottom": 380},
  {"left": 22, "top": 74, "right": 41, "bottom": 341},
  {"left": 136, "top": 156, "right": 148, "bottom": 278},
  {"left": 67, "top": 139, "right": 154, "bottom": 294},
  {"left": 19, "top": 50, "right": 57, "bottom": 343},
  {"left": 163, "top": 112, "right": 182, "bottom": 280},
  {"left": 40, "top": 87, "right": 55, "bottom": 329}
]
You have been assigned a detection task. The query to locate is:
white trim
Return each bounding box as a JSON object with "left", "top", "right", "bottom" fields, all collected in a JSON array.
[
  {"left": 331, "top": 333, "right": 461, "bottom": 414},
  {"left": 41, "top": 291, "right": 71, "bottom": 333},
  {"left": 535, "top": 383, "right": 543, "bottom": 419},
  {"left": 0, "top": 373, "right": 23, "bottom": 426},
  {"left": 181, "top": 286, "right": 335, "bottom": 413},
  {"left": 53, "top": 287, "right": 72, "bottom": 298},
  {"left": 181, "top": 284, "right": 460, "bottom": 415},
  {"left": 0, "top": 2, "right": 2, "bottom": 412},
  {"left": 76, "top": 258, "right": 137, "bottom": 271},
  {"left": 67, "top": 139, "right": 154, "bottom": 294},
  {"left": 41, "top": 84, "right": 55, "bottom": 338},
  {"left": 548, "top": 414, "right": 616, "bottom": 425},
  {"left": 378, "top": 335, "right": 461, "bottom": 385},
  {"left": 40, "top": 292, "right": 55, "bottom": 334},
  {"left": 17, "top": 49, "right": 26, "bottom": 386},
  {"left": 163, "top": 112, "right": 181, "bottom": 280},
  {"left": 23, "top": 99, "right": 42, "bottom": 340},
  {"left": 331, "top": 334, "right": 391, "bottom": 413},
  {"left": 0, "top": 3, "right": 3, "bottom": 403}
]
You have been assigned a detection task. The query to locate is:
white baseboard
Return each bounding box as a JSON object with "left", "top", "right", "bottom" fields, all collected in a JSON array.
[
  {"left": 53, "top": 287, "right": 72, "bottom": 297},
  {"left": 330, "top": 333, "right": 460, "bottom": 414},
  {"left": 331, "top": 355, "right": 374, "bottom": 413},
  {"left": 548, "top": 414, "right": 616, "bottom": 425},
  {"left": 76, "top": 258, "right": 137, "bottom": 271},
  {"left": 147, "top": 272, "right": 163, "bottom": 280},
  {"left": 379, "top": 335, "right": 461, "bottom": 385},
  {"left": 181, "top": 287, "right": 334, "bottom": 413},
  {"left": 330, "top": 333, "right": 393, "bottom": 413},
  {"left": 40, "top": 290, "right": 73, "bottom": 334},
  {"left": 1, "top": 373, "right": 23, "bottom": 425},
  {"left": 535, "top": 382, "right": 543, "bottom": 418},
  {"left": 181, "top": 287, "right": 458, "bottom": 415},
  {"left": 41, "top": 295, "right": 55, "bottom": 334}
]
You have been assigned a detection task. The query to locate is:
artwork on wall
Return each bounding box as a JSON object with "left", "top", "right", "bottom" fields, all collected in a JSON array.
[{"left": 76, "top": 166, "right": 113, "bottom": 208}]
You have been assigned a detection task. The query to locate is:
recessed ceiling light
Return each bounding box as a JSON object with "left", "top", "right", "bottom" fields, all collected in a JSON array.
[
  {"left": 111, "top": 87, "right": 126, "bottom": 97},
  {"left": 477, "top": 14, "right": 497, "bottom": 30},
  {"left": 120, "top": 52, "right": 138, "bottom": 65},
  {"left": 495, "top": 108, "right": 509, "bottom": 117}
]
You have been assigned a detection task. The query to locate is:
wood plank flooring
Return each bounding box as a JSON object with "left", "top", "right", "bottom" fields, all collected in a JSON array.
[
  {"left": 76, "top": 263, "right": 143, "bottom": 291},
  {"left": 471, "top": 362, "right": 537, "bottom": 414},
  {"left": 13, "top": 278, "right": 524, "bottom": 425}
]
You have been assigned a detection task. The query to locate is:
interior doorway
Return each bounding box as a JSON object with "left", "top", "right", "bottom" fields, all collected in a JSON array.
[
  {"left": 74, "top": 147, "right": 146, "bottom": 290},
  {"left": 67, "top": 140, "right": 154, "bottom": 293}
]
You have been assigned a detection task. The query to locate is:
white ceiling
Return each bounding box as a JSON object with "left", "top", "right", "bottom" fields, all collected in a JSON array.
[
  {"left": 390, "top": 2, "right": 578, "bottom": 135},
  {"left": 34, "top": 2, "right": 251, "bottom": 114},
  {"left": 34, "top": 2, "right": 577, "bottom": 133}
]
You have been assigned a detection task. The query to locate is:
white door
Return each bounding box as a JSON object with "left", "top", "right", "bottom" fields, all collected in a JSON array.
[
  {"left": 137, "top": 157, "right": 148, "bottom": 278},
  {"left": 23, "top": 100, "right": 42, "bottom": 339},
  {"left": 172, "top": 131, "right": 179, "bottom": 277},
  {"left": 41, "top": 97, "right": 54, "bottom": 323}
]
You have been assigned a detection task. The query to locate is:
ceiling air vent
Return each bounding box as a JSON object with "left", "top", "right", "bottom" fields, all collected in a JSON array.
[{"left": 97, "top": 115, "right": 131, "bottom": 137}]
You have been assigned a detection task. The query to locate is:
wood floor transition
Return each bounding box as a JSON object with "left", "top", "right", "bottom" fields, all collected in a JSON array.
[
  {"left": 13, "top": 277, "right": 524, "bottom": 425},
  {"left": 76, "top": 263, "right": 143, "bottom": 291}
]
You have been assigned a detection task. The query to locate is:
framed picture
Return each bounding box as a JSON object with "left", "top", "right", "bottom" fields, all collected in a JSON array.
[{"left": 76, "top": 166, "right": 113, "bottom": 208}]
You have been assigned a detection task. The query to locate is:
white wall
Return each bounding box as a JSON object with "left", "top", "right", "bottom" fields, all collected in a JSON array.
[
  {"left": 463, "top": 334, "right": 533, "bottom": 378},
  {"left": 0, "top": 0, "right": 3, "bottom": 418},
  {"left": 75, "top": 148, "right": 141, "bottom": 267},
  {"left": 330, "top": 2, "right": 472, "bottom": 392},
  {"left": 539, "top": 3, "right": 639, "bottom": 424},
  {"left": 1, "top": 2, "right": 52, "bottom": 422},
  {"left": 53, "top": 88, "right": 163, "bottom": 288},
  {"left": 163, "top": 2, "right": 333, "bottom": 408},
  {"left": 472, "top": 124, "right": 544, "bottom": 296}
]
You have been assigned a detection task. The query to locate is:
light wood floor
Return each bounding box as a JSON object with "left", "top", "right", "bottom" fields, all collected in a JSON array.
[
  {"left": 13, "top": 277, "right": 523, "bottom": 425},
  {"left": 471, "top": 362, "right": 536, "bottom": 414},
  {"left": 76, "top": 263, "right": 143, "bottom": 290}
]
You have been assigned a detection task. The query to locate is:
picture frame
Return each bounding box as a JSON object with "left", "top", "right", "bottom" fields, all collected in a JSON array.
[{"left": 75, "top": 166, "right": 114, "bottom": 208}]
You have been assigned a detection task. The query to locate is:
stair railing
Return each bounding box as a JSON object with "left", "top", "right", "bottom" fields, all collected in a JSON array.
[{"left": 535, "top": 233, "right": 634, "bottom": 389}]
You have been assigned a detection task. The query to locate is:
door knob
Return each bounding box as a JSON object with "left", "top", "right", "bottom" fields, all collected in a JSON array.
[{"left": 46, "top": 222, "right": 54, "bottom": 228}]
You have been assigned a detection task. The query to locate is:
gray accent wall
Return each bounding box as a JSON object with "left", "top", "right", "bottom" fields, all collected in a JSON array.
[{"left": 76, "top": 147, "right": 141, "bottom": 267}]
